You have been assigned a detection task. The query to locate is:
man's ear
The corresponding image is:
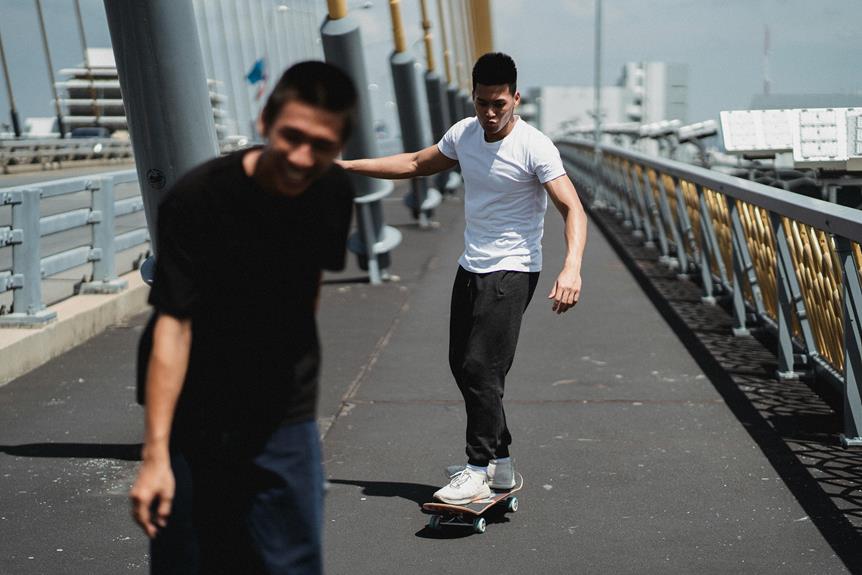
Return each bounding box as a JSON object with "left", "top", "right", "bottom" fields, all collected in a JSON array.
[{"left": 514, "top": 91, "right": 521, "bottom": 106}]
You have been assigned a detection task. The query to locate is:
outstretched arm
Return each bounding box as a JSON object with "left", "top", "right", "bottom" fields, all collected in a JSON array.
[
  {"left": 129, "top": 314, "right": 192, "bottom": 538},
  {"left": 544, "top": 174, "right": 588, "bottom": 314},
  {"left": 338, "top": 144, "right": 457, "bottom": 180}
]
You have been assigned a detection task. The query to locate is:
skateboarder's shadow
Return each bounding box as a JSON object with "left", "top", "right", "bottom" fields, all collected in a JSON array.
[{"left": 327, "top": 478, "right": 436, "bottom": 506}]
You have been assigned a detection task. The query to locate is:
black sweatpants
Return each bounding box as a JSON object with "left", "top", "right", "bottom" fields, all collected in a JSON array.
[{"left": 448, "top": 266, "right": 540, "bottom": 467}]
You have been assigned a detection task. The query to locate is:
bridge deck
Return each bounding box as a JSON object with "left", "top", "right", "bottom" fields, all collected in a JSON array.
[{"left": 0, "top": 184, "right": 855, "bottom": 573}]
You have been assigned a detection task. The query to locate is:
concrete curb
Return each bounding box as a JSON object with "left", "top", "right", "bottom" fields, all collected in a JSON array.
[{"left": 0, "top": 270, "right": 150, "bottom": 387}]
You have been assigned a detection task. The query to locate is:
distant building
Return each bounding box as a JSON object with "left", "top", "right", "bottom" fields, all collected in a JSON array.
[
  {"left": 528, "top": 61, "right": 688, "bottom": 137},
  {"left": 55, "top": 48, "right": 235, "bottom": 140}
]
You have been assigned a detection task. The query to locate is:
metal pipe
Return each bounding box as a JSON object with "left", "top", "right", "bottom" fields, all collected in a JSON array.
[
  {"left": 446, "top": 0, "right": 464, "bottom": 91},
  {"left": 272, "top": 2, "right": 289, "bottom": 75},
  {"left": 593, "top": 0, "right": 602, "bottom": 144},
  {"left": 458, "top": 0, "right": 473, "bottom": 86},
  {"left": 194, "top": 0, "right": 218, "bottom": 81},
  {"left": 34, "top": 0, "right": 65, "bottom": 137},
  {"left": 389, "top": 1, "right": 407, "bottom": 54},
  {"left": 470, "top": 0, "right": 493, "bottom": 55},
  {"left": 73, "top": 0, "right": 90, "bottom": 71},
  {"left": 436, "top": 0, "right": 453, "bottom": 85},
  {"left": 230, "top": 0, "right": 255, "bottom": 133},
  {"left": 461, "top": 0, "right": 475, "bottom": 66},
  {"left": 213, "top": 0, "right": 242, "bottom": 135},
  {"left": 419, "top": 0, "right": 436, "bottom": 72},
  {"left": 327, "top": 0, "right": 348, "bottom": 19},
  {"left": 0, "top": 28, "right": 21, "bottom": 137}
]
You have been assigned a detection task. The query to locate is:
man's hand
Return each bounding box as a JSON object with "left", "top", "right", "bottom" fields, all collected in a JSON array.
[
  {"left": 130, "top": 450, "right": 175, "bottom": 538},
  {"left": 548, "top": 266, "right": 581, "bottom": 314}
]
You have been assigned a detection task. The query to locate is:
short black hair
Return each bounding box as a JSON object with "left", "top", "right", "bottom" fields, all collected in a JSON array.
[
  {"left": 261, "top": 60, "right": 358, "bottom": 141},
  {"left": 472, "top": 52, "right": 517, "bottom": 96}
]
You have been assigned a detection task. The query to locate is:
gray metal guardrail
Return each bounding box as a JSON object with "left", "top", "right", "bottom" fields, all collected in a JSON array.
[
  {"left": 558, "top": 138, "right": 862, "bottom": 447},
  {"left": 0, "top": 169, "right": 148, "bottom": 326},
  {"left": 0, "top": 138, "right": 134, "bottom": 173}
]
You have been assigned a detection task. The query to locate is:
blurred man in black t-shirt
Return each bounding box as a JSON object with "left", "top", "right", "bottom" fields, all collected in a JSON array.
[{"left": 129, "top": 61, "right": 357, "bottom": 575}]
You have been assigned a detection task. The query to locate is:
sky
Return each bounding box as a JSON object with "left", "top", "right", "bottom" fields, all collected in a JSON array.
[{"left": 0, "top": 0, "right": 860, "bottom": 135}]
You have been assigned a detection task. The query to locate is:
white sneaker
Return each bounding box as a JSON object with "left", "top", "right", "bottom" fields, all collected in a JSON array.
[
  {"left": 444, "top": 459, "right": 516, "bottom": 490},
  {"left": 488, "top": 458, "right": 516, "bottom": 490},
  {"left": 433, "top": 467, "right": 491, "bottom": 504}
]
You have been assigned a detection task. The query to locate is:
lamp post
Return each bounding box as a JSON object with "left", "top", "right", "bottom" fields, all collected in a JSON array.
[{"left": 592, "top": 0, "right": 604, "bottom": 206}]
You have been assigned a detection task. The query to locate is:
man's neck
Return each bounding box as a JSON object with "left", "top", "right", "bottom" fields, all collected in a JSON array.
[
  {"left": 242, "top": 148, "right": 263, "bottom": 177},
  {"left": 484, "top": 116, "right": 519, "bottom": 142}
]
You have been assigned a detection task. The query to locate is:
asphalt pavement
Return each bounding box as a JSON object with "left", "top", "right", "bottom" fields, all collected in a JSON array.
[{"left": 0, "top": 179, "right": 855, "bottom": 574}]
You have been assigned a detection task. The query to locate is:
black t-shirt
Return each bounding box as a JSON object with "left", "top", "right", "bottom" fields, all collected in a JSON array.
[{"left": 149, "top": 148, "right": 354, "bottom": 447}]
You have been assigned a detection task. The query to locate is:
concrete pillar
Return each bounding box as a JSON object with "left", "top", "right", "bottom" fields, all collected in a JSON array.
[
  {"left": 103, "top": 0, "right": 220, "bottom": 264},
  {"left": 321, "top": 3, "right": 401, "bottom": 283}
]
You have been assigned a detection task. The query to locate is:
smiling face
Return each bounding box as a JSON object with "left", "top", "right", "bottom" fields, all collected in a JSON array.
[
  {"left": 258, "top": 100, "right": 346, "bottom": 196},
  {"left": 473, "top": 83, "right": 520, "bottom": 142}
]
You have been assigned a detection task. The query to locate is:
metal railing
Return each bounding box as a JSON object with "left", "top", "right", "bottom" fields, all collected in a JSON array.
[
  {"left": 0, "top": 138, "right": 134, "bottom": 173},
  {"left": 0, "top": 169, "right": 148, "bottom": 326},
  {"left": 558, "top": 138, "right": 862, "bottom": 446}
]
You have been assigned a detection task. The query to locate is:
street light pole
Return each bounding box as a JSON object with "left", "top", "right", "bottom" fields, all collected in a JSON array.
[{"left": 593, "top": 0, "right": 604, "bottom": 205}]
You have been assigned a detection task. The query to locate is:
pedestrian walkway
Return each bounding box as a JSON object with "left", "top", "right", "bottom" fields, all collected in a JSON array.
[{"left": 0, "top": 183, "right": 855, "bottom": 574}]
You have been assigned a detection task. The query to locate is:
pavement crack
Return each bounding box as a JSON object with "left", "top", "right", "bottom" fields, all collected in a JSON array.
[{"left": 320, "top": 291, "right": 411, "bottom": 440}]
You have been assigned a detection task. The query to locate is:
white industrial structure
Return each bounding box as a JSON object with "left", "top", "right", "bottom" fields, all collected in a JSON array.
[
  {"left": 529, "top": 61, "right": 688, "bottom": 138},
  {"left": 55, "top": 48, "right": 235, "bottom": 141}
]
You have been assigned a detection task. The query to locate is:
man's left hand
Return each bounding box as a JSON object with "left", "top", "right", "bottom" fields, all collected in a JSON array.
[{"left": 548, "top": 267, "right": 581, "bottom": 314}]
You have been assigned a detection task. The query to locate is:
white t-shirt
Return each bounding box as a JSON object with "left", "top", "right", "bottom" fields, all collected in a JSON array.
[{"left": 437, "top": 116, "right": 566, "bottom": 273}]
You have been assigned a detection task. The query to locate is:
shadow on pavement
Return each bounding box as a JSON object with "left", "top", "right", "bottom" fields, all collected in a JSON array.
[
  {"left": 320, "top": 276, "right": 371, "bottom": 286},
  {"left": 0, "top": 442, "right": 142, "bottom": 461},
  {"left": 415, "top": 505, "right": 513, "bottom": 540},
  {"left": 327, "top": 478, "right": 438, "bottom": 507}
]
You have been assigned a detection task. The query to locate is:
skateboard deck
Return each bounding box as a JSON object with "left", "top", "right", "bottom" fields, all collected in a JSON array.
[{"left": 422, "top": 472, "right": 523, "bottom": 533}]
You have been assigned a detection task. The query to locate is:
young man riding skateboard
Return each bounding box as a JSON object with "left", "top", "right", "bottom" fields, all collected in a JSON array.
[
  {"left": 339, "top": 52, "right": 587, "bottom": 504},
  {"left": 129, "top": 61, "right": 357, "bottom": 574}
]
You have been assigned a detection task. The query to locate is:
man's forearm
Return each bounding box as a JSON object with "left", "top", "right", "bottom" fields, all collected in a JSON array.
[
  {"left": 143, "top": 315, "right": 192, "bottom": 460},
  {"left": 340, "top": 153, "right": 418, "bottom": 180},
  {"left": 563, "top": 204, "right": 588, "bottom": 271}
]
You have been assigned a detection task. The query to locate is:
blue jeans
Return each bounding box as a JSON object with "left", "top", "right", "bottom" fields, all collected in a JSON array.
[{"left": 150, "top": 419, "right": 324, "bottom": 575}]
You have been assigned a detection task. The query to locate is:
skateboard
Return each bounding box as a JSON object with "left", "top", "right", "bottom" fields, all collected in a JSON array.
[{"left": 422, "top": 472, "right": 523, "bottom": 534}]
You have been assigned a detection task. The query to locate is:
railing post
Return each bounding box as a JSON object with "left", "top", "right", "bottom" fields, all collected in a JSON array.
[
  {"left": 729, "top": 199, "right": 766, "bottom": 321},
  {"left": 631, "top": 166, "right": 655, "bottom": 246},
  {"left": 619, "top": 160, "right": 643, "bottom": 232},
  {"left": 623, "top": 164, "right": 647, "bottom": 241},
  {"left": 673, "top": 177, "right": 700, "bottom": 268},
  {"left": 81, "top": 176, "right": 128, "bottom": 294},
  {"left": 1, "top": 188, "right": 56, "bottom": 327},
  {"left": 770, "top": 212, "right": 809, "bottom": 380},
  {"left": 656, "top": 174, "right": 686, "bottom": 275},
  {"left": 614, "top": 161, "right": 633, "bottom": 229},
  {"left": 641, "top": 169, "right": 670, "bottom": 260},
  {"left": 696, "top": 185, "right": 724, "bottom": 305},
  {"left": 836, "top": 235, "right": 862, "bottom": 447},
  {"left": 728, "top": 199, "right": 757, "bottom": 336}
]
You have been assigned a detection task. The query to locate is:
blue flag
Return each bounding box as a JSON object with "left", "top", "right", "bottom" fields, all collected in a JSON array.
[{"left": 246, "top": 58, "right": 267, "bottom": 85}]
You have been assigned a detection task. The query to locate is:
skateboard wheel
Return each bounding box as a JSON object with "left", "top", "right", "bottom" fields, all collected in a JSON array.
[
  {"left": 472, "top": 517, "right": 486, "bottom": 534},
  {"left": 428, "top": 515, "right": 441, "bottom": 530},
  {"left": 507, "top": 496, "right": 519, "bottom": 512}
]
